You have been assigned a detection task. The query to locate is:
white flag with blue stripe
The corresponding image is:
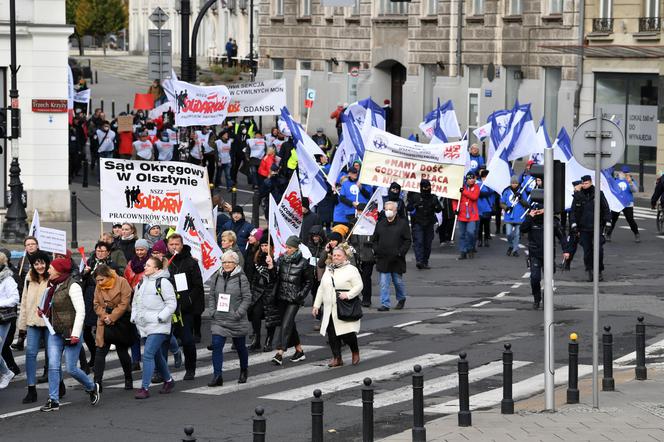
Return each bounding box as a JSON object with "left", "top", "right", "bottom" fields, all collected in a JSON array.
[
  {"left": 345, "top": 98, "right": 386, "bottom": 131},
  {"left": 530, "top": 118, "right": 551, "bottom": 165},
  {"left": 280, "top": 107, "right": 325, "bottom": 157},
  {"left": 419, "top": 99, "right": 461, "bottom": 142}
]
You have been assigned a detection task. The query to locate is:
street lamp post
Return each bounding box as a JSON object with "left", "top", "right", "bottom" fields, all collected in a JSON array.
[
  {"left": 2, "top": 0, "right": 28, "bottom": 243},
  {"left": 190, "top": 0, "right": 220, "bottom": 83},
  {"left": 180, "top": 0, "right": 191, "bottom": 81},
  {"left": 250, "top": 0, "right": 255, "bottom": 81}
]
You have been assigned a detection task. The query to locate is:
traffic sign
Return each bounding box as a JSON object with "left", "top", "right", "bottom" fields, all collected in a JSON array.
[
  {"left": 349, "top": 66, "right": 359, "bottom": 78},
  {"left": 304, "top": 88, "right": 316, "bottom": 109},
  {"left": 149, "top": 7, "right": 169, "bottom": 30},
  {"left": 148, "top": 29, "right": 172, "bottom": 81},
  {"left": 571, "top": 116, "right": 624, "bottom": 170}
]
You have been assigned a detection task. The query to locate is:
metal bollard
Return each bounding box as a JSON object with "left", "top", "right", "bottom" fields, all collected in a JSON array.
[
  {"left": 111, "top": 101, "right": 116, "bottom": 118},
  {"left": 126, "top": 103, "right": 130, "bottom": 114},
  {"left": 501, "top": 343, "right": 514, "bottom": 414},
  {"left": 82, "top": 158, "right": 89, "bottom": 188},
  {"left": 182, "top": 426, "right": 196, "bottom": 442},
  {"left": 70, "top": 192, "right": 78, "bottom": 248},
  {"left": 252, "top": 189, "right": 261, "bottom": 226},
  {"left": 100, "top": 99, "right": 104, "bottom": 113},
  {"left": 602, "top": 326, "right": 615, "bottom": 391},
  {"left": 95, "top": 70, "right": 98, "bottom": 84},
  {"left": 457, "top": 352, "right": 472, "bottom": 427},
  {"left": 639, "top": 159, "right": 645, "bottom": 193},
  {"left": 412, "top": 365, "right": 426, "bottom": 441},
  {"left": 567, "top": 333, "right": 579, "bottom": 404},
  {"left": 231, "top": 186, "right": 238, "bottom": 208},
  {"left": 636, "top": 316, "right": 647, "bottom": 380},
  {"left": 362, "top": 378, "right": 374, "bottom": 442},
  {"left": 311, "top": 389, "right": 323, "bottom": 442},
  {"left": 253, "top": 406, "right": 266, "bottom": 442}
]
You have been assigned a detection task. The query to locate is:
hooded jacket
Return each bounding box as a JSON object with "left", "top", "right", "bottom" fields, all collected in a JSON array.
[
  {"left": 206, "top": 265, "right": 252, "bottom": 337},
  {"left": 275, "top": 252, "right": 313, "bottom": 305},
  {"left": 406, "top": 180, "right": 442, "bottom": 225},
  {"left": 131, "top": 269, "right": 177, "bottom": 337},
  {"left": 167, "top": 245, "right": 205, "bottom": 315}
]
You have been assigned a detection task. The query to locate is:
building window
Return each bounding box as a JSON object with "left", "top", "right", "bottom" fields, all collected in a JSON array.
[
  {"left": 471, "top": 0, "right": 484, "bottom": 15},
  {"left": 468, "top": 65, "right": 482, "bottom": 88},
  {"left": 273, "top": 0, "right": 284, "bottom": 16},
  {"left": 378, "top": 0, "right": 408, "bottom": 15},
  {"left": 352, "top": 0, "right": 361, "bottom": 15},
  {"left": 641, "top": 0, "right": 661, "bottom": 31},
  {"left": 298, "top": 60, "right": 311, "bottom": 121},
  {"left": 508, "top": 0, "right": 522, "bottom": 15},
  {"left": 425, "top": 0, "right": 438, "bottom": 15},
  {"left": 300, "top": 0, "right": 311, "bottom": 16},
  {"left": 544, "top": 67, "right": 561, "bottom": 141},
  {"left": 600, "top": 0, "right": 612, "bottom": 17},
  {"left": 273, "top": 58, "right": 284, "bottom": 79},
  {"left": 422, "top": 64, "right": 436, "bottom": 116},
  {"left": 645, "top": 0, "right": 659, "bottom": 16},
  {"left": 347, "top": 62, "right": 360, "bottom": 103},
  {"left": 549, "top": 0, "right": 563, "bottom": 14},
  {"left": 326, "top": 60, "right": 334, "bottom": 80},
  {"left": 505, "top": 66, "right": 521, "bottom": 108}
]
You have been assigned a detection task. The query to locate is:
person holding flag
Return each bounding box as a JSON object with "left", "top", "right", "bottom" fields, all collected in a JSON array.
[
  {"left": 454, "top": 172, "right": 480, "bottom": 260},
  {"left": 406, "top": 179, "right": 442, "bottom": 270},
  {"left": 606, "top": 166, "right": 640, "bottom": 243},
  {"left": 500, "top": 176, "right": 529, "bottom": 257},
  {"left": 467, "top": 144, "right": 485, "bottom": 176},
  {"left": 334, "top": 166, "right": 372, "bottom": 227},
  {"left": 349, "top": 190, "right": 382, "bottom": 307}
]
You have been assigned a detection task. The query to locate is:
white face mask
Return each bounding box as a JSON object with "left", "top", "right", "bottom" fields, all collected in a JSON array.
[{"left": 384, "top": 210, "right": 395, "bottom": 219}]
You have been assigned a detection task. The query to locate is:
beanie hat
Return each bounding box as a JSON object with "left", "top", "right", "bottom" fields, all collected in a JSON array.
[
  {"left": 250, "top": 228, "right": 264, "bottom": 242},
  {"left": 232, "top": 205, "right": 244, "bottom": 215},
  {"left": 331, "top": 224, "right": 349, "bottom": 238},
  {"left": 152, "top": 240, "right": 168, "bottom": 254},
  {"left": 135, "top": 239, "right": 150, "bottom": 250},
  {"left": 285, "top": 235, "right": 301, "bottom": 248},
  {"left": 510, "top": 175, "right": 519, "bottom": 184},
  {"left": 328, "top": 232, "right": 343, "bottom": 243},
  {"left": 259, "top": 233, "right": 269, "bottom": 245},
  {"left": 50, "top": 257, "right": 72, "bottom": 274},
  {"left": 28, "top": 250, "right": 51, "bottom": 268}
]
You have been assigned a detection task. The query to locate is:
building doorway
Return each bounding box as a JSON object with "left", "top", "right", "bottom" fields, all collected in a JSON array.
[{"left": 376, "top": 60, "right": 407, "bottom": 135}]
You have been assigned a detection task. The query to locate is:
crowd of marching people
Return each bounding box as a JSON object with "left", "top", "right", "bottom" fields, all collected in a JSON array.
[{"left": 2, "top": 102, "right": 657, "bottom": 411}]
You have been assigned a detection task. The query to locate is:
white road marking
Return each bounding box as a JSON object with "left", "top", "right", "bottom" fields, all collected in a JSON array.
[
  {"left": 438, "top": 311, "right": 457, "bottom": 317},
  {"left": 494, "top": 291, "right": 509, "bottom": 298},
  {"left": 357, "top": 332, "right": 373, "bottom": 338},
  {"left": 615, "top": 337, "right": 664, "bottom": 366},
  {"left": 471, "top": 301, "right": 491, "bottom": 307},
  {"left": 618, "top": 226, "right": 646, "bottom": 231},
  {"left": 260, "top": 353, "right": 457, "bottom": 402},
  {"left": 511, "top": 282, "right": 522, "bottom": 289},
  {"left": 0, "top": 402, "right": 71, "bottom": 419},
  {"left": 498, "top": 238, "right": 526, "bottom": 249},
  {"left": 394, "top": 320, "right": 422, "bottom": 328},
  {"left": 183, "top": 349, "right": 393, "bottom": 396},
  {"left": 339, "top": 360, "right": 532, "bottom": 408},
  {"left": 424, "top": 364, "right": 593, "bottom": 414},
  {"left": 521, "top": 272, "right": 531, "bottom": 279}
]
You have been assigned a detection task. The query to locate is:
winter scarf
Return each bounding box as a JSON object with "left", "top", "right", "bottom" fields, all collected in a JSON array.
[
  {"left": 129, "top": 254, "right": 149, "bottom": 274},
  {"left": 281, "top": 250, "right": 302, "bottom": 264}
]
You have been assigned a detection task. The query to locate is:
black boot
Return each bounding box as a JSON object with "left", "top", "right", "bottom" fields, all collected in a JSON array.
[
  {"left": 22, "top": 386, "right": 37, "bottom": 404},
  {"left": 124, "top": 375, "right": 133, "bottom": 390},
  {"left": 262, "top": 335, "right": 273, "bottom": 353},
  {"left": 249, "top": 334, "right": 261, "bottom": 351},
  {"left": 238, "top": 368, "right": 248, "bottom": 384},
  {"left": 207, "top": 375, "right": 223, "bottom": 387}
]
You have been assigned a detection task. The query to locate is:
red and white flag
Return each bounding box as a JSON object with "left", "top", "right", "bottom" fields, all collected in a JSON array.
[
  {"left": 277, "top": 173, "right": 304, "bottom": 236},
  {"left": 175, "top": 199, "right": 223, "bottom": 282}
]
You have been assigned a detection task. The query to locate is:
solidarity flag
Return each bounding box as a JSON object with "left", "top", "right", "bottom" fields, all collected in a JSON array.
[
  {"left": 419, "top": 99, "right": 461, "bottom": 143},
  {"left": 73, "top": 88, "right": 91, "bottom": 104},
  {"left": 295, "top": 141, "right": 328, "bottom": 207},
  {"left": 552, "top": 127, "right": 573, "bottom": 163},
  {"left": 351, "top": 188, "right": 383, "bottom": 236},
  {"left": 268, "top": 195, "right": 294, "bottom": 258},
  {"left": 170, "top": 77, "right": 230, "bottom": 127},
  {"left": 278, "top": 173, "right": 304, "bottom": 236},
  {"left": 175, "top": 199, "right": 223, "bottom": 282},
  {"left": 327, "top": 111, "right": 365, "bottom": 186}
]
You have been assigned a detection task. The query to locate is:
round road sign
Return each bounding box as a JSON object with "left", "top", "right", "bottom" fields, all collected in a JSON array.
[{"left": 571, "top": 117, "right": 624, "bottom": 170}]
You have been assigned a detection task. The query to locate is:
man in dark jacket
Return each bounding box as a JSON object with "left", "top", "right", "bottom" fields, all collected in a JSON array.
[
  {"left": 381, "top": 181, "right": 407, "bottom": 220},
  {"left": 569, "top": 175, "right": 611, "bottom": 282},
  {"left": 407, "top": 179, "right": 442, "bottom": 269},
  {"left": 300, "top": 198, "right": 321, "bottom": 242},
  {"left": 521, "top": 203, "right": 569, "bottom": 309},
  {"left": 349, "top": 205, "right": 376, "bottom": 307},
  {"left": 220, "top": 206, "right": 255, "bottom": 255},
  {"left": 166, "top": 234, "right": 204, "bottom": 380},
  {"left": 373, "top": 201, "right": 412, "bottom": 311}
]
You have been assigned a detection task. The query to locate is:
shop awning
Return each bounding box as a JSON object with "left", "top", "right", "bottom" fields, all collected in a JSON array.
[{"left": 540, "top": 44, "right": 664, "bottom": 58}]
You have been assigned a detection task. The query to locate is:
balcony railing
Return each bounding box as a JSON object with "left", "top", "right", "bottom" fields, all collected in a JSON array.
[
  {"left": 592, "top": 18, "right": 614, "bottom": 33},
  {"left": 639, "top": 17, "right": 661, "bottom": 32}
]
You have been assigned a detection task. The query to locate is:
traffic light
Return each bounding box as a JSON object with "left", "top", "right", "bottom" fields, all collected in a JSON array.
[{"left": 528, "top": 160, "right": 566, "bottom": 212}]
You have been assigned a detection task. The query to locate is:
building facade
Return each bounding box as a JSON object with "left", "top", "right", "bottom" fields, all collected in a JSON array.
[
  {"left": 129, "top": 0, "right": 259, "bottom": 63},
  {"left": 0, "top": 0, "right": 72, "bottom": 220},
  {"left": 256, "top": 0, "right": 581, "bottom": 145}
]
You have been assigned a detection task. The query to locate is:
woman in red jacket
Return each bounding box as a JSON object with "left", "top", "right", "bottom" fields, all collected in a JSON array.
[{"left": 453, "top": 172, "right": 480, "bottom": 260}]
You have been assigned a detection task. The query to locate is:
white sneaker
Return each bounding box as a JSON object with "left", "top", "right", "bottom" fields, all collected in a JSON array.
[{"left": 0, "top": 370, "right": 16, "bottom": 389}]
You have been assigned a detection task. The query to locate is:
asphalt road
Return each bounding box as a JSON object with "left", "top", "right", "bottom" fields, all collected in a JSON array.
[{"left": 1, "top": 206, "right": 663, "bottom": 442}]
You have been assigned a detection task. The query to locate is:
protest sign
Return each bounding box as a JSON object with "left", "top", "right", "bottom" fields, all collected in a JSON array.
[
  {"left": 100, "top": 159, "right": 212, "bottom": 226},
  {"left": 171, "top": 78, "right": 230, "bottom": 127},
  {"left": 117, "top": 115, "right": 134, "bottom": 132},
  {"left": 39, "top": 227, "right": 67, "bottom": 255},
  {"left": 359, "top": 127, "right": 466, "bottom": 198},
  {"left": 175, "top": 199, "right": 223, "bottom": 282},
  {"left": 277, "top": 173, "right": 304, "bottom": 235},
  {"left": 73, "top": 89, "right": 91, "bottom": 104},
  {"left": 226, "top": 79, "right": 286, "bottom": 117}
]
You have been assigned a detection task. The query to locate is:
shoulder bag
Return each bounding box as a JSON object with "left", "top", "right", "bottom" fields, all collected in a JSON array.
[{"left": 331, "top": 273, "right": 362, "bottom": 321}]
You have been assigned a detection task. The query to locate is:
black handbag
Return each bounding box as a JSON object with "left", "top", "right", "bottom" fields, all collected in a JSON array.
[
  {"left": 0, "top": 306, "right": 17, "bottom": 324},
  {"left": 103, "top": 310, "right": 136, "bottom": 347},
  {"left": 331, "top": 275, "right": 363, "bottom": 321}
]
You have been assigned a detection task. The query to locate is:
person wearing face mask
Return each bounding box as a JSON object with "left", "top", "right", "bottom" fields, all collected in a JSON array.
[
  {"left": 382, "top": 182, "right": 406, "bottom": 219},
  {"left": 521, "top": 202, "right": 569, "bottom": 309},
  {"left": 215, "top": 131, "right": 234, "bottom": 190},
  {"left": 231, "top": 124, "right": 250, "bottom": 183},
  {"left": 155, "top": 130, "right": 175, "bottom": 161},
  {"left": 245, "top": 131, "right": 267, "bottom": 189},
  {"left": 454, "top": 173, "right": 480, "bottom": 260},
  {"left": 605, "top": 166, "right": 640, "bottom": 242},
  {"left": 372, "top": 201, "right": 412, "bottom": 311},
  {"left": 407, "top": 179, "right": 442, "bottom": 270},
  {"left": 132, "top": 130, "right": 154, "bottom": 161}
]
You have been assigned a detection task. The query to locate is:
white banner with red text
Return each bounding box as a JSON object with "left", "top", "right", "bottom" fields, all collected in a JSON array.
[
  {"left": 226, "top": 79, "right": 286, "bottom": 117},
  {"left": 171, "top": 79, "right": 231, "bottom": 127},
  {"left": 175, "top": 199, "right": 223, "bottom": 283}
]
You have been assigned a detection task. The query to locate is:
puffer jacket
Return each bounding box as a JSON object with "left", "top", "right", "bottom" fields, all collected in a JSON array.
[
  {"left": 275, "top": 252, "right": 313, "bottom": 305},
  {"left": 18, "top": 274, "right": 48, "bottom": 330},
  {"left": 206, "top": 266, "right": 252, "bottom": 337},
  {"left": 167, "top": 245, "right": 204, "bottom": 315},
  {"left": 131, "top": 269, "right": 177, "bottom": 338},
  {"left": 0, "top": 266, "right": 19, "bottom": 309}
]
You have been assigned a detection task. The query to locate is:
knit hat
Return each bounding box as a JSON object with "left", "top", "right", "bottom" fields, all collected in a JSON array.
[
  {"left": 250, "top": 228, "right": 264, "bottom": 242},
  {"left": 28, "top": 250, "right": 51, "bottom": 267},
  {"left": 285, "top": 235, "right": 301, "bottom": 248},
  {"left": 232, "top": 205, "right": 244, "bottom": 214},
  {"left": 152, "top": 240, "right": 168, "bottom": 254},
  {"left": 328, "top": 232, "right": 343, "bottom": 243},
  {"left": 50, "top": 257, "right": 72, "bottom": 274},
  {"left": 510, "top": 175, "right": 519, "bottom": 184},
  {"left": 259, "top": 232, "right": 269, "bottom": 245},
  {"left": 135, "top": 238, "right": 150, "bottom": 250},
  {"left": 331, "top": 224, "right": 349, "bottom": 238}
]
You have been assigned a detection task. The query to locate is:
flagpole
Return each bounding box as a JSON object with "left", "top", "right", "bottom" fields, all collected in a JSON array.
[
  {"left": 346, "top": 188, "right": 380, "bottom": 238},
  {"left": 304, "top": 107, "right": 311, "bottom": 133}
]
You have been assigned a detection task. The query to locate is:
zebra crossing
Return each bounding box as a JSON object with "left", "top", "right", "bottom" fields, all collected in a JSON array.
[{"left": 632, "top": 206, "right": 657, "bottom": 220}]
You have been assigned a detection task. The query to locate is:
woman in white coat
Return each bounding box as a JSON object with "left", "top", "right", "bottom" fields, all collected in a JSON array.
[{"left": 312, "top": 244, "right": 363, "bottom": 367}]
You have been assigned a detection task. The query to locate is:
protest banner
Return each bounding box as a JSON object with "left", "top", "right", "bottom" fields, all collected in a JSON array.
[
  {"left": 175, "top": 199, "right": 223, "bottom": 283},
  {"left": 117, "top": 115, "right": 134, "bottom": 132},
  {"left": 226, "top": 79, "right": 286, "bottom": 117},
  {"left": 171, "top": 78, "right": 230, "bottom": 127},
  {"left": 39, "top": 227, "right": 67, "bottom": 255},
  {"left": 359, "top": 127, "right": 466, "bottom": 198},
  {"left": 73, "top": 88, "right": 91, "bottom": 104},
  {"left": 100, "top": 159, "right": 213, "bottom": 226},
  {"left": 277, "top": 173, "right": 304, "bottom": 235}
]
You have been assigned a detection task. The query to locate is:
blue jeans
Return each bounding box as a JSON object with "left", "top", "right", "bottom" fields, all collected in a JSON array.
[
  {"left": 379, "top": 272, "right": 407, "bottom": 308},
  {"left": 506, "top": 223, "right": 521, "bottom": 251},
  {"left": 214, "top": 163, "right": 232, "bottom": 189},
  {"left": 142, "top": 334, "right": 171, "bottom": 390},
  {"left": 412, "top": 223, "right": 435, "bottom": 265},
  {"left": 211, "top": 335, "right": 248, "bottom": 377},
  {"left": 26, "top": 326, "right": 50, "bottom": 386},
  {"left": 0, "top": 322, "right": 11, "bottom": 376},
  {"left": 457, "top": 221, "right": 477, "bottom": 253},
  {"left": 160, "top": 334, "right": 181, "bottom": 361},
  {"left": 47, "top": 334, "right": 95, "bottom": 401},
  {"left": 131, "top": 325, "right": 141, "bottom": 363}
]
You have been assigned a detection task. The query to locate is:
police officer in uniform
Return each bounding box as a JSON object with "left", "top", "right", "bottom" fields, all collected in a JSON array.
[
  {"left": 562, "top": 180, "right": 582, "bottom": 270},
  {"left": 569, "top": 175, "right": 611, "bottom": 282}
]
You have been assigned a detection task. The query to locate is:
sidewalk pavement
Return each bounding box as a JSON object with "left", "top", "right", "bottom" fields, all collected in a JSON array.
[{"left": 380, "top": 365, "right": 664, "bottom": 442}]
